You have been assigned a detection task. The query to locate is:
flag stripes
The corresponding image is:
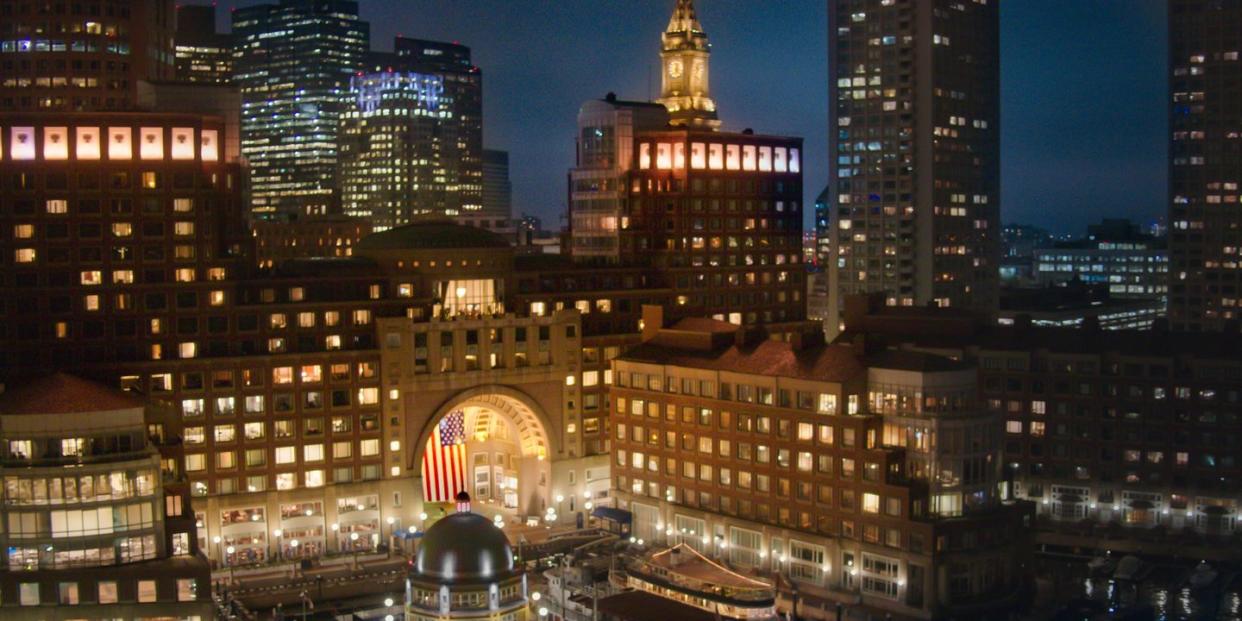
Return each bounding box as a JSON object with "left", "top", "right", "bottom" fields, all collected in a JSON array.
[{"left": 422, "top": 410, "right": 468, "bottom": 503}]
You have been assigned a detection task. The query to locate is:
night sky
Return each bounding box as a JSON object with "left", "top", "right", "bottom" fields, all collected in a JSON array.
[{"left": 216, "top": 0, "right": 1168, "bottom": 236}]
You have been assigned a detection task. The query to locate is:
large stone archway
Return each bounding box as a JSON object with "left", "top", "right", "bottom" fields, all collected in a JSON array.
[{"left": 411, "top": 385, "right": 557, "bottom": 517}]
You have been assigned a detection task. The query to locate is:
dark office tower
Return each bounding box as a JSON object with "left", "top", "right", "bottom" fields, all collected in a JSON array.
[
  {"left": 814, "top": 184, "right": 832, "bottom": 265},
  {"left": 232, "top": 0, "right": 368, "bottom": 219},
  {"left": 174, "top": 3, "right": 232, "bottom": 84},
  {"left": 482, "top": 149, "right": 513, "bottom": 222},
  {"left": 0, "top": 0, "right": 176, "bottom": 111},
  {"left": 1168, "top": 1, "right": 1242, "bottom": 331},
  {"left": 339, "top": 38, "right": 482, "bottom": 230},
  {"left": 825, "top": 0, "right": 1000, "bottom": 336}
]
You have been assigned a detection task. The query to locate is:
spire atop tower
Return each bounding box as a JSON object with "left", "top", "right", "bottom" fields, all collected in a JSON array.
[
  {"left": 657, "top": 0, "right": 720, "bottom": 129},
  {"left": 666, "top": 0, "right": 703, "bottom": 35}
]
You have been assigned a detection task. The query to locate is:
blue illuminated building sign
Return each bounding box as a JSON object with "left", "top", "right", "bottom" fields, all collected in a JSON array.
[{"left": 350, "top": 72, "right": 444, "bottom": 113}]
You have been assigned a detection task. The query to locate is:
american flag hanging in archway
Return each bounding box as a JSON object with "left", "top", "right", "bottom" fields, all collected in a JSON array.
[{"left": 422, "top": 410, "right": 468, "bottom": 503}]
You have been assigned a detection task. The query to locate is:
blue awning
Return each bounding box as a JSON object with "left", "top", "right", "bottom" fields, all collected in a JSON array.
[{"left": 591, "top": 506, "right": 632, "bottom": 524}]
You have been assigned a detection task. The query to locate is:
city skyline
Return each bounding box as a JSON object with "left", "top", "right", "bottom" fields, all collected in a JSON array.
[
  {"left": 3, "top": 1, "right": 1240, "bottom": 619},
  {"left": 207, "top": 0, "right": 1166, "bottom": 234}
]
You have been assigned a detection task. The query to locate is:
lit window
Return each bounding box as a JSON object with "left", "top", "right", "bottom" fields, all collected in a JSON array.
[
  {"left": 76, "top": 127, "right": 101, "bottom": 159},
  {"left": 11, "top": 127, "right": 35, "bottom": 160},
  {"left": 108, "top": 127, "right": 132, "bottom": 160},
  {"left": 139, "top": 128, "right": 164, "bottom": 160},
  {"left": 170, "top": 128, "right": 195, "bottom": 160},
  {"left": 14, "top": 248, "right": 35, "bottom": 263},
  {"left": 43, "top": 127, "right": 68, "bottom": 160},
  {"left": 201, "top": 129, "right": 219, "bottom": 161},
  {"left": 306, "top": 470, "right": 325, "bottom": 488}
]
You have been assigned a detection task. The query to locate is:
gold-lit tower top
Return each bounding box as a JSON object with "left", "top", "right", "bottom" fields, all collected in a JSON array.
[{"left": 657, "top": 0, "right": 720, "bottom": 129}]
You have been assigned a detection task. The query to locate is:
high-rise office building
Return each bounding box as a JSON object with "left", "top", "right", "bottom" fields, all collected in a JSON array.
[
  {"left": 0, "top": 0, "right": 176, "bottom": 111},
  {"left": 568, "top": 94, "right": 671, "bottom": 261},
  {"left": 825, "top": 0, "right": 1000, "bottom": 336},
  {"left": 232, "top": 0, "right": 368, "bottom": 218},
  {"left": 1168, "top": 0, "right": 1242, "bottom": 331},
  {"left": 482, "top": 149, "right": 513, "bottom": 222},
  {"left": 393, "top": 38, "right": 483, "bottom": 214},
  {"left": 568, "top": 1, "right": 806, "bottom": 330},
  {"left": 339, "top": 38, "right": 482, "bottom": 230},
  {"left": 173, "top": 3, "right": 232, "bottom": 84}
]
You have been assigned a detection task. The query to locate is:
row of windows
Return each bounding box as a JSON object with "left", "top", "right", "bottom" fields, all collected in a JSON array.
[
  {"left": 189, "top": 465, "right": 390, "bottom": 496},
  {"left": 185, "top": 416, "right": 371, "bottom": 444},
  {"left": 184, "top": 439, "right": 383, "bottom": 471},
  {"left": 3, "top": 470, "right": 157, "bottom": 506},
  {"left": 7, "top": 501, "right": 156, "bottom": 539},
  {"left": 180, "top": 388, "right": 378, "bottom": 418},
  {"left": 617, "top": 377, "right": 861, "bottom": 414},
  {"left": 13, "top": 577, "right": 197, "bottom": 607},
  {"left": 627, "top": 479, "right": 921, "bottom": 550}
]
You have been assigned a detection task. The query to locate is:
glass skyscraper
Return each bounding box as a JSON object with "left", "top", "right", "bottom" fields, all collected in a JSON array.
[
  {"left": 338, "top": 38, "right": 483, "bottom": 231},
  {"left": 232, "top": 0, "right": 368, "bottom": 219}
]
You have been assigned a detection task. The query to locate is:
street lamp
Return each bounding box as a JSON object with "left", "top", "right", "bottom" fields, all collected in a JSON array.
[
  {"left": 350, "top": 531, "right": 361, "bottom": 570},
  {"left": 212, "top": 535, "right": 222, "bottom": 567},
  {"left": 330, "top": 523, "right": 340, "bottom": 553},
  {"left": 384, "top": 597, "right": 394, "bottom": 607},
  {"left": 225, "top": 546, "right": 236, "bottom": 583},
  {"left": 289, "top": 539, "right": 300, "bottom": 564},
  {"left": 273, "top": 529, "right": 283, "bottom": 561}
]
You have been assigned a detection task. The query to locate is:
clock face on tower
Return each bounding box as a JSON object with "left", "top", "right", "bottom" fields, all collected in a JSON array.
[{"left": 668, "top": 60, "right": 684, "bottom": 79}]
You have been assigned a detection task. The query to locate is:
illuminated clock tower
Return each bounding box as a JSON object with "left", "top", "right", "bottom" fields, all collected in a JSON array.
[{"left": 657, "top": 0, "right": 721, "bottom": 129}]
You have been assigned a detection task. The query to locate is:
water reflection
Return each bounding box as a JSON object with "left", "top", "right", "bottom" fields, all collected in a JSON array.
[{"left": 1067, "top": 562, "right": 1242, "bottom": 620}]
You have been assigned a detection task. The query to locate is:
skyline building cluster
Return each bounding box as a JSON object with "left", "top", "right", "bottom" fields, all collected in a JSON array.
[
  {"left": 232, "top": 0, "right": 369, "bottom": 219},
  {"left": 3, "top": 1, "right": 1242, "bottom": 620},
  {"left": 172, "top": 0, "right": 503, "bottom": 231}
]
